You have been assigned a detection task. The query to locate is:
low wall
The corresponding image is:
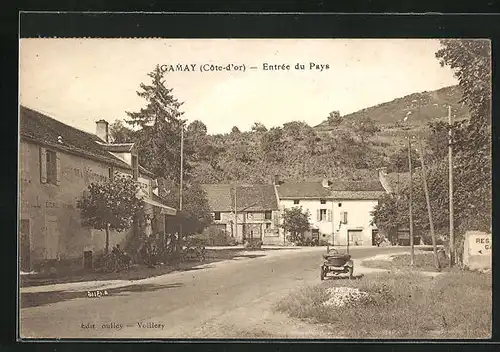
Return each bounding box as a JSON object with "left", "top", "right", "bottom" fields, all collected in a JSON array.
[{"left": 463, "top": 231, "right": 491, "bottom": 271}]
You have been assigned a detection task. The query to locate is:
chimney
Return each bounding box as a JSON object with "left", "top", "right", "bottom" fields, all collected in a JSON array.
[
  {"left": 322, "top": 178, "right": 330, "bottom": 188},
  {"left": 96, "top": 119, "right": 109, "bottom": 143},
  {"left": 377, "top": 167, "right": 393, "bottom": 194}
]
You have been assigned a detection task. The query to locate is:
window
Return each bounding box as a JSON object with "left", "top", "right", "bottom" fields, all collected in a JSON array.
[
  {"left": 320, "top": 199, "right": 326, "bottom": 204},
  {"left": 341, "top": 211, "right": 348, "bottom": 224},
  {"left": 40, "top": 148, "right": 59, "bottom": 185},
  {"left": 293, "top": 200, "right": 300, "bottom": 205},
  {"left": 46, "top": 150, "right": 57, "bottom": 184},
  {"left": 108, "top": 167, "right": 114, "bottom": 179},
  {"left": 265, "top": 211, "right": 272, "bottom": 220},
  {"left": 338, "top": 203, "right": 342, "bottom": 207},
  {"left": 132, "top": 155, "right": 138, "bottom": 180},
  {"left": 214, "top": 212, "right": 221, "bottom": 220},
  {"left": 320, "top": 209, "right": 327, "bottom": 221},
  {"left": 266, "top": 223, "right": 271, "bottom": 229},
  {"left": 318, "top": 209, "right": 332, "bottom": 222}
]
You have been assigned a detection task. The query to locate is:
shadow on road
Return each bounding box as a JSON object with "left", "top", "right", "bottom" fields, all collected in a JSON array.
[
  {"left": 180, "top": 265, "right": 215, "bottom": 272},
  {"left": 21, "top": 290, "right": 83, "bottom": 309},
  {"left": 232, "top": 254, "right": 266, "bottom": 260},
  {"left": 109, "top": 283, "right": 184, "bottom": 294},
  {"left": 323, "top": 274, "right": 365, "bottom": 281},
  {"left": 21, "top": 283, "right": 184, "bottom": 308}
]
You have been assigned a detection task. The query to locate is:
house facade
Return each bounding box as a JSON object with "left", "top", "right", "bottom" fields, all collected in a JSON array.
[
  {"left": 201, "top": 184, "right": 282, "bottom": 245},
  {"left": 18, "top": 106, "right": 176, "bottom": 272},
  {"left": 275, "top": 176, "right": 389, "bottom": 246}
]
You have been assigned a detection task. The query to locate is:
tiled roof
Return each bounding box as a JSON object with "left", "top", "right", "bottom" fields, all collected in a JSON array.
[
  {"left": 330, "top": 190, "right": 386, "bottom": 200},
  {"left": 99, "top": 143, "right": 135, "bottom": 153},
  {"left": 202, "top": 184, "right": 234, "bottom": 211},
  {"left": 329, "top": 180, "right": 385, "bottom": 192},
  {"left": 20, "top": 106, "right": 131, "bottom": 170},
  {"left": 277, "top": 179, "right": 386, "bottom": 200},
  {"left": 276, "top": 182, "right": 331, "bottom": 199},
  {"left": 201, "top": 184, "right": 278, "bottom": 212},
  {"left": 138, "top": 165, "right": 154, "bottom": 178},
  {"left": 150, "top": 192, "right": 177, "bottom": 212}
]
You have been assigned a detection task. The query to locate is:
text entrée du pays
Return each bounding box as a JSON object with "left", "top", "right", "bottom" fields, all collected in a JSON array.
[{"left": 160, "top": 62, "right": 330, "bottom": 73}]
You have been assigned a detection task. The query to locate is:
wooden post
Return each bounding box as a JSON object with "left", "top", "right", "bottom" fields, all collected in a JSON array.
[
  {"left": 448, "top": 106, "right": 455, "bottom": 267},
  {"left": 234, "top": 184, "right": 238, "bottom": 241},
  {"left": 417, "top": 138, "right": 441, "bottom": 271},
  {"left": 179, "top": 123, "right": 184, "bottom": 240},
  {"left": 408, "top": 137, "right": 414, "bottom": 266},
  {"left": 105, "top": 223, "right": 110, "bottom": 255},
  {"left": 346, "top": 227, "right": 350, "bottom": 255}
]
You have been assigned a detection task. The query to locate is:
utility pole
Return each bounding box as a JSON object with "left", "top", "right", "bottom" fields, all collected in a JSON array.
[
  {"left": 234, "top": 184, "right": 238, "bottom": 241},
  {"left": 417, "top": 138, "right": 441, "bottom": 271},
  {"left": 448, "top": 105, "right": 455, "bottom": 267},
  {"left": 179, "top": 122, "right": 184, "bottom": 241},
  {"left": 408, "top": 136, "right": 414, "bottom": 266}
]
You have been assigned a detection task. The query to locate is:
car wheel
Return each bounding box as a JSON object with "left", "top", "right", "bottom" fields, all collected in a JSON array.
[{"left": 320, "top": 267, "right": 325, "bottom": 281}]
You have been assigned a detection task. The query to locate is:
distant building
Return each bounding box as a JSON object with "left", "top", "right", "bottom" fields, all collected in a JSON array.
[
  {"left": 275, "top": 175, "right": 390, "bottom": 246},
  {"left": 19, "top": 106, "right": 176, "bottom": 272},
  {"left": 201, "top": 184, "right": 282, "bottom": 245}
]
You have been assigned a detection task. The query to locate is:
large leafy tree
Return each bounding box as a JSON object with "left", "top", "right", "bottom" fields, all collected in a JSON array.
[
  {"left": 77, "top": 173, "right": 144, "bottom": 254},
  {"left": 109, "top": 120, "right": 135, "bottom": 144},
  {"left": 281, "top": 207, "right": 311, "bottom": 243},
  {"left": 435, "top": 39, "right": 491, "bottom": 233},
  {"left": 125, "top": 65, "right": 192, "bottom": 180},
  {"left": 161, "top": 181, "right": 213, "bottom": 236},
  {"left": 353, "top": 116, "right": 379, "bottom": 144},
  {"left": 251, "top": 122, "right": 268, "bottom": 133},
  {"left": 387, "top": 146, "right": 421, "bottom": 173},
  {"left": 260, "top": 127, "right": 284, "bottom": 163},
  {"left": 327, "top": 110, "right": 343, "bottom": 127},
  {"left": 435, "top": 39, "right": 491, "bottom": 127},
  {"left": 373, "top": 39, "right": 492, "bottom": 239}
]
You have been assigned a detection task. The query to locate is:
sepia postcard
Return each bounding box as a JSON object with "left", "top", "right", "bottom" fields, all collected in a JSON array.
[{"left": 18, "top": 36, "right": 492, "bottom": 340}]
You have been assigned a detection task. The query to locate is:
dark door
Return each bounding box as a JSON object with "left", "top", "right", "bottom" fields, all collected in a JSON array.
[
  {"left": 371, "top": 229, "right": 379, "bottom": 246},
  {"left": 20, "top": 219, "right": 31, "bottom": 272}
]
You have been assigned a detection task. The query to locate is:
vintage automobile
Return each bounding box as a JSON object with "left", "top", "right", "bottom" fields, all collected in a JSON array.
[{"left": 320, "top": 247, "right": 354, "bottom": 280}]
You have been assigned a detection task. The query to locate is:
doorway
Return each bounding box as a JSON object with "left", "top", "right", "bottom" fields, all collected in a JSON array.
[
  {"left": 371, "top": 229, "right": 379, "bottom": 246},
  {"left": 20, "top": 219, "right": 31, "bottom": 272},
  {"left": 347, "top": 229, "right": 363, "bottom": 246}
]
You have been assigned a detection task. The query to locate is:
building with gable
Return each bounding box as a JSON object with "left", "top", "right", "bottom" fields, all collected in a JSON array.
[
  {"left": 275, "top": 173, "right": 390, "bottom": 246},
  {"left": 18, "top": 106, "right": 176, "bottom": 272},
  {"left": 201, "top": 183, "right": 282, "bottom": 245}
]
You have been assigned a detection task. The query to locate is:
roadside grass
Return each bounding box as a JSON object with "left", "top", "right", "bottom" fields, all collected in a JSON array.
[
  {"left": 275, "top": 270, "right": 491, "bottom": 339},
  {"left": 20, "top": 248, "right": 260, "bottom": 287},
  {"left": 363, "top": 252, "right": 449, "bottom": 272}
]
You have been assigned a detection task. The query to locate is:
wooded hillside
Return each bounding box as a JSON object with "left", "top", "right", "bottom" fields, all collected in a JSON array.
[{"left": 111, "top": 84, "right": 468, "bottom": 185}]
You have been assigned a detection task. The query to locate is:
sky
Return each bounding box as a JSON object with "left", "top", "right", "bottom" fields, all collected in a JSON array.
[{"left": 20, "top": 39, "right": 458, "bottom": 135}]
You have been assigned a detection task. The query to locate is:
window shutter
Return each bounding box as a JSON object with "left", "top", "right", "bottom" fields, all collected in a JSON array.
[
  {"left": 55, "top": 153, "right": 61, "bottom": 185},
  {"left": 344, "top": 212, "right": 348, "bottom": 224},
  {"left": 317, "top": 209, "right": 320, "bottom": 221},
  {"left": 327, "top": 209, "right": 332, "bottom": 222},
  {"left": 40, "top": 147, "right": 47, "bottom": 183}
]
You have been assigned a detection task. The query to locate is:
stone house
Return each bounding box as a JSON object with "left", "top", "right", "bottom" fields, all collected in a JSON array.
[
  {"left": 201, "top": 184, "right": 282, "bottom": 245},
  {"left": 275, "top": 175, "right": 389, "bottom": 246},
  {"left": 18, "top": 106, "right": 176, "bottom": 272}
]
